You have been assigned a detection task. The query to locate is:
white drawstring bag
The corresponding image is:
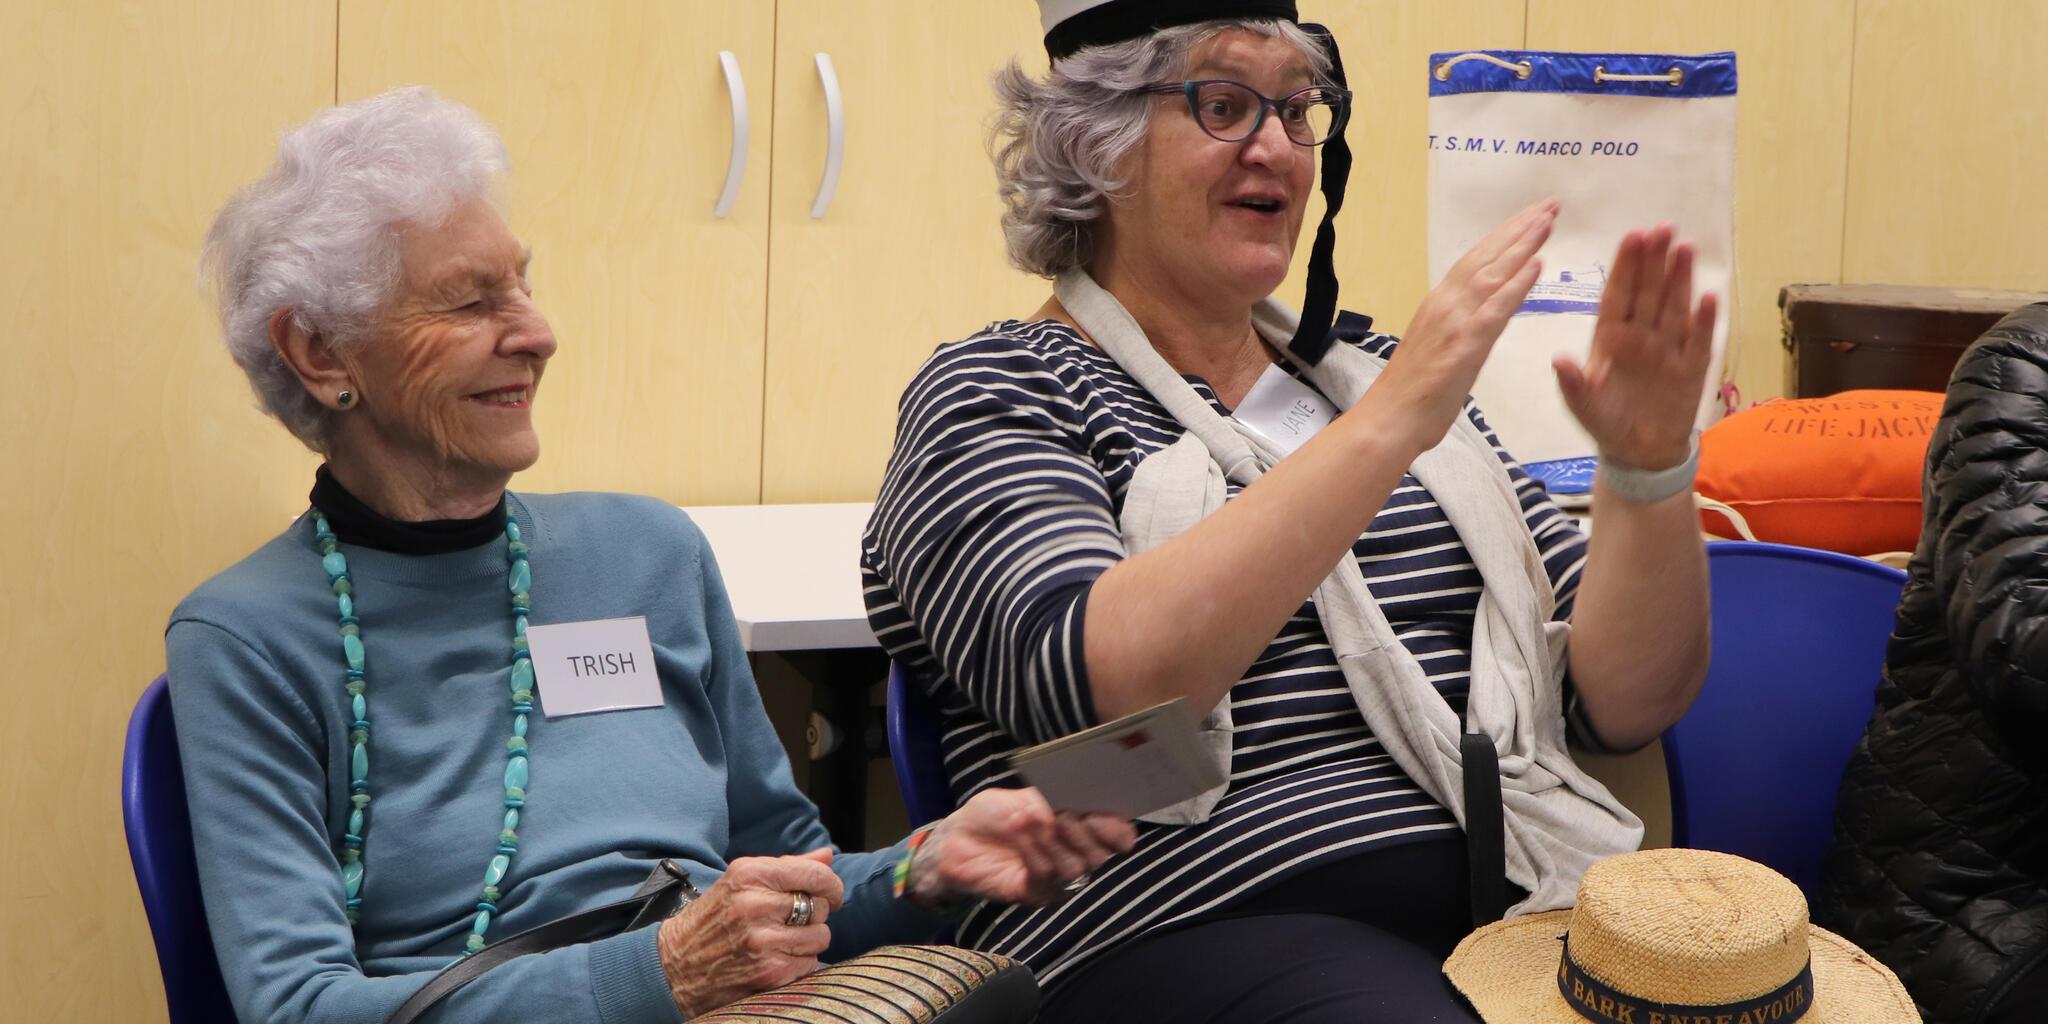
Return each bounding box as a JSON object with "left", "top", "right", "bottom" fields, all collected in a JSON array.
[{"left": 1426, "top": 50, "right": 1739, "bottom": 472}]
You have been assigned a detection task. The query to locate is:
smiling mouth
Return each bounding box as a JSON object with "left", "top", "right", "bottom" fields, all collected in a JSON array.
[{"left": 467, "top": 387, "right": 532, "bottom": 408}]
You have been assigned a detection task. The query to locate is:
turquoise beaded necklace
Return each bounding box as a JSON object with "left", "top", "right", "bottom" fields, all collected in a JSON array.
[{"left": 312, "top": 507, "right": 536, "bottom": 955}]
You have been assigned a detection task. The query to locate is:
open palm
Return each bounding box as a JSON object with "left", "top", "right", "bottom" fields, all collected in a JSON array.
[{"left": 1553, "top": 225, "right": 1719, "bottom": 470}]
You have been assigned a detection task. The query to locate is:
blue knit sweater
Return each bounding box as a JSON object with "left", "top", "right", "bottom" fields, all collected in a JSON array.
[{"left": 166, "top": 492, "right": 939, "bottom": 1023}]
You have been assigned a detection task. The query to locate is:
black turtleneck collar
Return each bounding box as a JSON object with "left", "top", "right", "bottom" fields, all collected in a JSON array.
[{"left": 309, "top": 464, "right": 507, "bottom": 555}]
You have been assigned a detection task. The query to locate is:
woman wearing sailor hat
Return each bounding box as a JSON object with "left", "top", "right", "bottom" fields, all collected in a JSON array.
[{"left": 862, "top": 1, "right": 1721, "bottom": 1018}]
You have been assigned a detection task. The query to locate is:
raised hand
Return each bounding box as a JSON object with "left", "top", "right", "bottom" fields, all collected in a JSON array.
[
  {"left": 1553, "top": 225, "right": 1719, "bottom": 470},
  {"left": 1373, "top": 198, "right": 1557, "bottom": 455},
  {"left": 910, "top": 788, "right": 1136, "bottom": 908},
  {"left": 657, "top": 848, "right": 844, "bottom": 1016}
]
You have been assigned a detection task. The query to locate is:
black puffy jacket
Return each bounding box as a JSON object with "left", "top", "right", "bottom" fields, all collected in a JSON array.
[{"left": 1821, "top": 303, "right": 2048, "bottom": 1023}]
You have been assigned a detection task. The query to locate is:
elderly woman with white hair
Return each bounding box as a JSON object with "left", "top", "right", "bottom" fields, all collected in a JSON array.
[
  {"left": 862, "top": 2, "right": 1719, "bottom": 1019},
  {"left": 168, "top": 86, "right": 1134, "bottom": 1023}
]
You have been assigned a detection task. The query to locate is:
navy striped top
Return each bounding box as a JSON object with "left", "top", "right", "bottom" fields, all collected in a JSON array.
[{"left": 861, "top": 318, "right": 1588, "bottom": 988}]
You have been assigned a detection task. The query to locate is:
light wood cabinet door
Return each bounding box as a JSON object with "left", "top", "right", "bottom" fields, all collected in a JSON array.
[
  {"left": 340, "top": 0, "right": 776, "bottom": 504},
  {"left": 1842, "top": 0, "right": 2048, "bottom": 293},
  {"left": 761, "top": 1, "right": 1052, "bottom": 503},
  {"left": 0, "top": 4, "right": 337, "bottom": 1019}
]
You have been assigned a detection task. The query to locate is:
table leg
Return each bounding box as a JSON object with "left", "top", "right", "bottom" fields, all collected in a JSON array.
[{"left": 776, "top": 650, "right": 886, "bottom": 850}]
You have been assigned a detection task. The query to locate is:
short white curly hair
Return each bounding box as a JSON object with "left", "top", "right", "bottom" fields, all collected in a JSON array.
[
  {"left": 200, "top": 86, "right": 508, "bottom": 452},
  {"left": 990, "top": 18, "right": 1331, "bottom": 278}
]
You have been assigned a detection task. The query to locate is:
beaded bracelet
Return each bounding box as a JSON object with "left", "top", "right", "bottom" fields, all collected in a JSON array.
[{"left": 891, "top": 825, "right": 938, "bottom": 901}]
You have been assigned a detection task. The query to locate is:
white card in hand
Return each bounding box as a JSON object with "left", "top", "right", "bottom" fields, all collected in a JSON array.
[{"left": 1009, "top": 701, "right": 1224, "bottom": 818}]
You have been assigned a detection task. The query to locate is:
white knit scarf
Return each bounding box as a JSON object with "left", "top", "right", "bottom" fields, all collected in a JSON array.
[{"left": 1054, "top": 269, "right": 1641, "bottom": 914}]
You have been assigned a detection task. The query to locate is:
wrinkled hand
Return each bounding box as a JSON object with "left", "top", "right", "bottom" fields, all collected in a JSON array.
[
  {"left": 912, "top": 788, "right": 1137, "bottom": 908},
  {"left": 1374, "top": 198, "right": 1557, "bottom": 456},
  {"left": 1553, "top": 224, "right": 1719, "bottom": 470},
  {"left": 657, "top": 848, "right": 844, "bottom": 1018}
]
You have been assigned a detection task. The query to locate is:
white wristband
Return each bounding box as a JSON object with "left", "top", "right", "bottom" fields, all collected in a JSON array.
[{"left": 1597, "top": 431, "right": 1700, "bottom": 505}]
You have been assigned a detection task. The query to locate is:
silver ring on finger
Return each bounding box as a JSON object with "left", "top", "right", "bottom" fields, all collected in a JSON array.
[
  {"left": 1062, "top": 872, "right": 1092, "bottom": 896},
  {"left": 785, "top": 891, "right": 815, "bottom": 928}
]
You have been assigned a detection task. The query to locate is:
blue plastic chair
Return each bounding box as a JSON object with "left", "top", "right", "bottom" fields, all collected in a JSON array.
[
  {"left": 880, "top": 541, "right": 1906, "bottom": 907},
  {"left": 1662, "top": 541, "right": 1908, "bottom": 904},
  {"left": 122, "top": 674, "right": 238, "bottom": 1023},
  {"left": 886, "top": 661, "right": 955, "bottom": 829}
]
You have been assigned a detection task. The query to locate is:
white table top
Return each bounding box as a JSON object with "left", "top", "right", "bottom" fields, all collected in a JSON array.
[
  {"left": 675, "top": 499, "right": 1594, "bottom": 654},
  {"left": 678, "top": 502, "right": 880, "bottom": 653}
]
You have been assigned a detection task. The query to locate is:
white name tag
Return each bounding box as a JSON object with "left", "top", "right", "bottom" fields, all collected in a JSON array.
[
  {"left": 1232, "top": 364, "right": 1335, "bottom": 457},
  {"left": 525, "top": 616, "right": 664, "bottom": 718}
]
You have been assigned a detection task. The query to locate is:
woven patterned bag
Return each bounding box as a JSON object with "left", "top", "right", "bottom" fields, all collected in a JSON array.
[
  {"left": 695, "top": 946, "right": 1039, "bottom": 1024},
  {"left": 387, "top": 863, "right": 1038, "bottom": 1024}
]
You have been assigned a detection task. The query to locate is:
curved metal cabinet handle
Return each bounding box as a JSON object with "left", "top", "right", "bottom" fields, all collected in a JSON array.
[
  {"left": 810, "top": 52, "right": 845, "bottom": 219},
  {"left": 714, "top": 50, "right": 749, "bottom": 218}
]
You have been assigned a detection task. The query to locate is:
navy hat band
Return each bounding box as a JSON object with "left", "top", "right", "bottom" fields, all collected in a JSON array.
[{"left": 1043, "top": 0, "right": 1299, "bottom": 60}]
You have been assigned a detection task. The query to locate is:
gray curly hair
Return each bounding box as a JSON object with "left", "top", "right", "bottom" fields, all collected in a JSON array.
[
  {"left": 200, "top": 86, "right": 508, "bottom": 452},
  {"left": 991, "top": 19, "right": 1331, "bottom": 278}
]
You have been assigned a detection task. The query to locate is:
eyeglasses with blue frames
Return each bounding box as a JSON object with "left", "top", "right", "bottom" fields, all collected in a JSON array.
[{"left": 1133, "top": 80, "right": 1352, "bottom": 146}]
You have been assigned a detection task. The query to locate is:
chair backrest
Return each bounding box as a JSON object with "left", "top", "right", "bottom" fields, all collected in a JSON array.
[
  {"left": 1662, "top": 541, "right": 1908, "bottom": 905},
  {"left": 885, "top": 661, "right": 956, "bottom": 829},
  {"left": 122, "top": 674, "right": 238, "bottom": 1023}
]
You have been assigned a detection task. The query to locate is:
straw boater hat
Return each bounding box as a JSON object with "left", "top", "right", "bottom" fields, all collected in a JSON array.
[{"left": 1445, "top": 848, "right": 1918, "bottom": 1023}]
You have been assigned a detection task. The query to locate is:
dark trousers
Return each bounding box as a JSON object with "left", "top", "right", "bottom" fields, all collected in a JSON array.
[{"left": 1039, "top": 837, "right": 1490, "bottom": 1023}]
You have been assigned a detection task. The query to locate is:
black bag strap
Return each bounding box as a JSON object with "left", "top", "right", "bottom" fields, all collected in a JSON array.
[
  {"left": 1460, "top": 732, "right": 1508, "bottom": 928},
  {"left": 387, "top": 859, "right": 699, "bottom": 1024},
  {"left": 1341, "top": 298, "right": 1507, "bottom": 927}
]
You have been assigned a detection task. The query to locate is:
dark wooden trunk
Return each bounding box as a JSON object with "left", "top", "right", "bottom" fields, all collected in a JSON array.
[{"left": 1780, "top": 284, "right": 2048, "bottom": 397}]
